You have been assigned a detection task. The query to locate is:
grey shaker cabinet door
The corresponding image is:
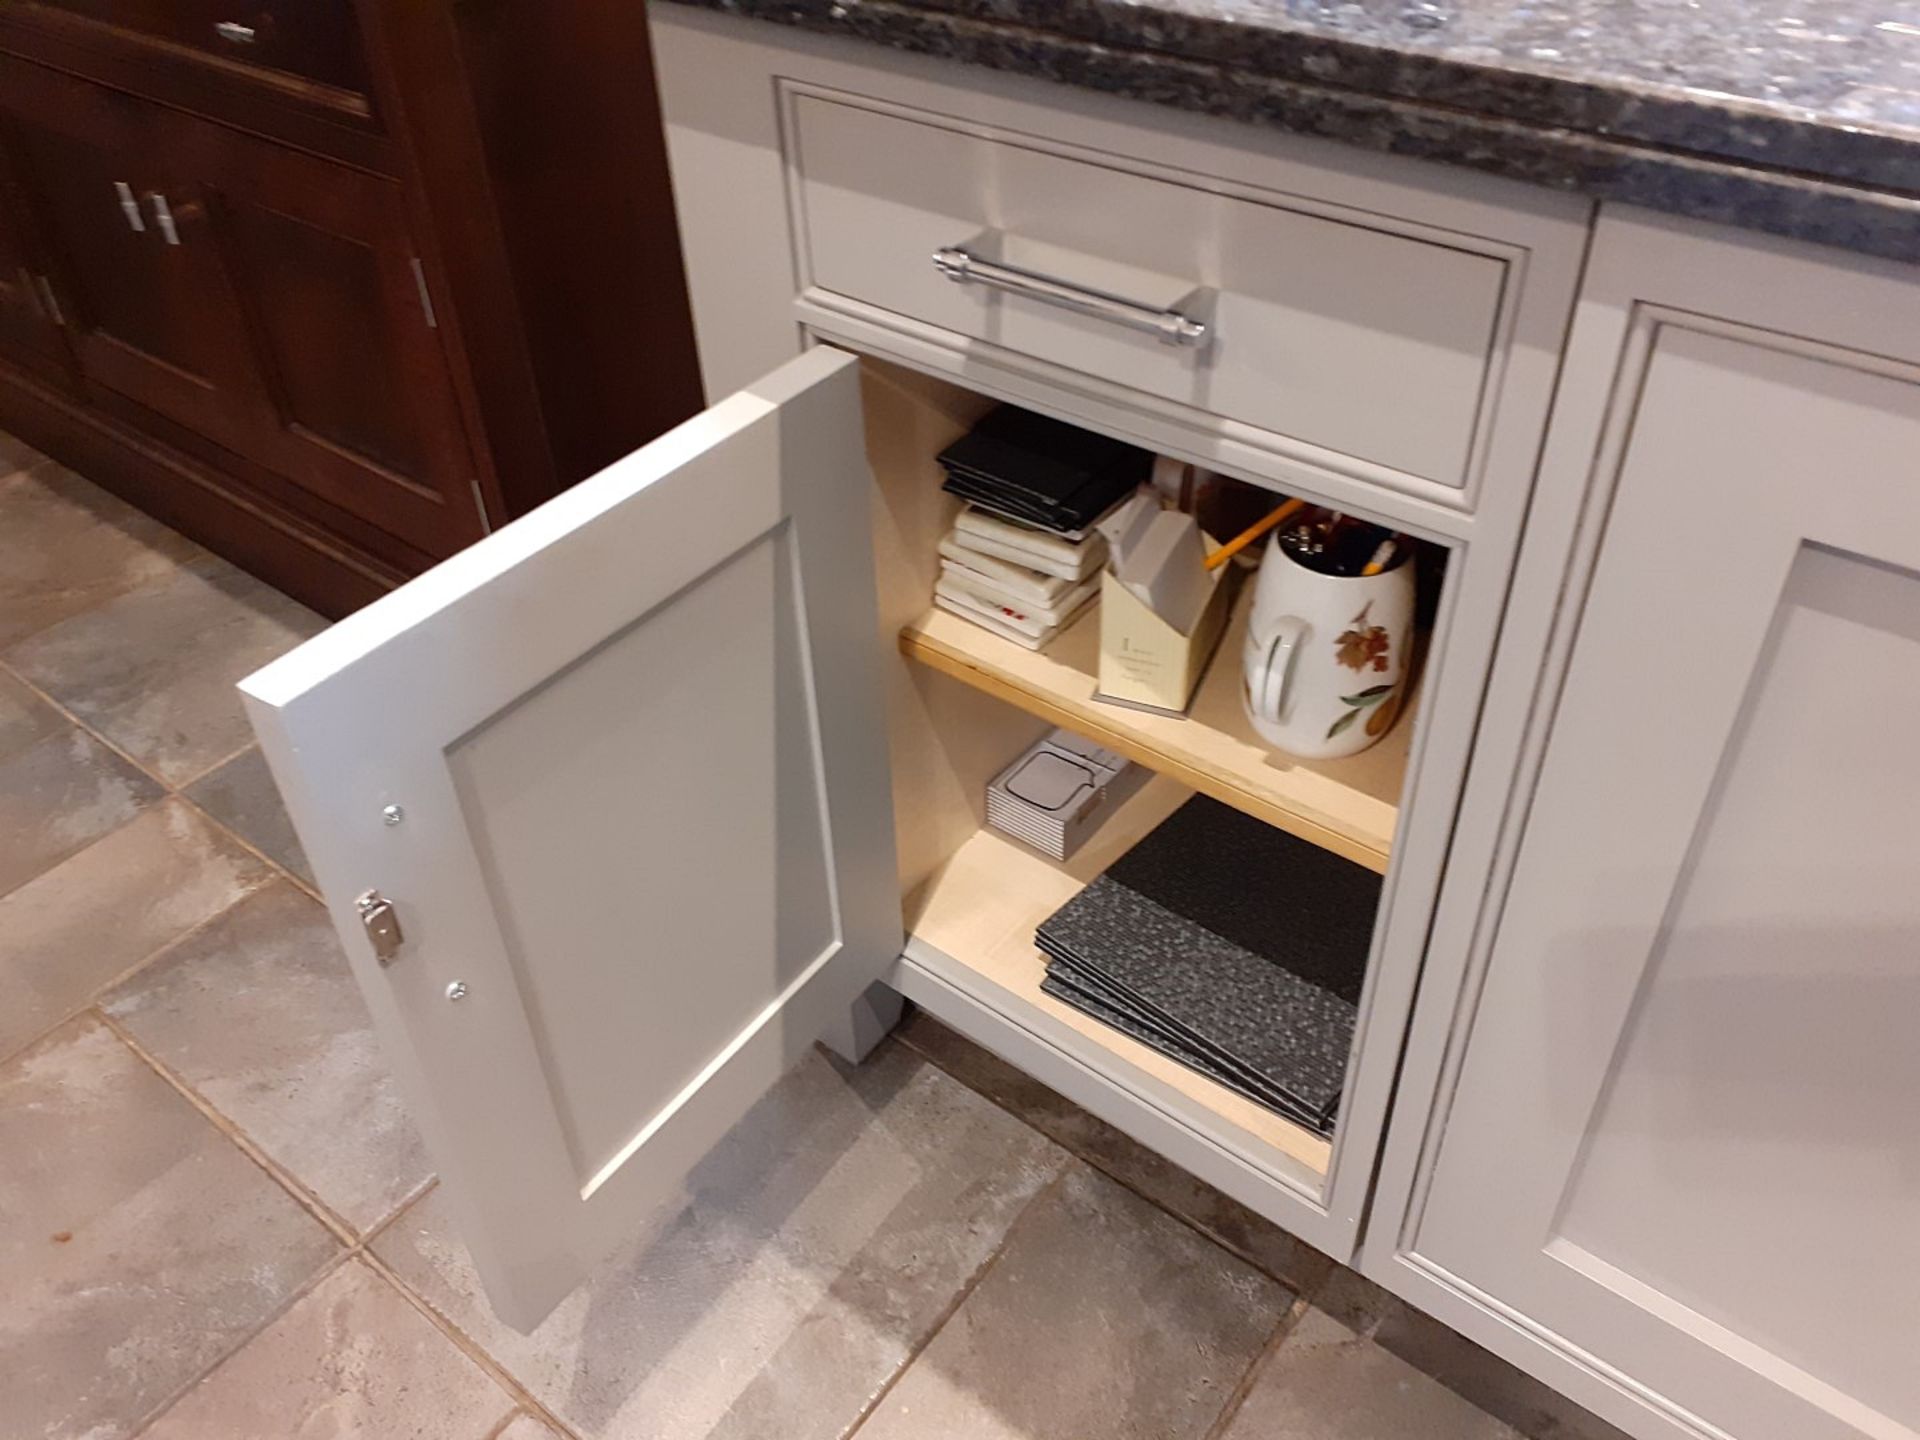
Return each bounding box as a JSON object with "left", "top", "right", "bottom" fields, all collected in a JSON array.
[
  {"left": 241, "top": 347, "right": 902, "bottom": 1331},
  {"left": 1397, "top": 217, "right": 1920, "bottom": 1440}
]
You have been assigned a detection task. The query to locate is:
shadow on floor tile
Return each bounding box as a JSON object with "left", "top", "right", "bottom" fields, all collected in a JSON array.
[
  {"left": 857, "top": 1164, "right": 1291, "bottom": 1440},
  {"left": 0, "top": 798, "right": 274, "bottom": 1061},
  {"left": 896, "top": 1010, "right": 1335, "bottom": 1294},
  {"left": 0, "top": 463, "right": 205, "bottom": 650},
  {"left": 0, "top": 430, "right": 50, "bottom": 477},
  {"left": 0, "top": 1016, "right": 342, "bottom": 1440},
  {"left": 5, "top": 558, "right": 322, "bottom": 788},
  {"left": 1216, "top": 1306, "right": 1526, "bottom": 1440},
  {"left": 184, "top": 745, "right": 314, "bottom": 887},
  {"left": 103, "top": 880, "right": 432, "bottom": 1235},
  {"left": 1260, "top": 1263, "right": 1633, "bottom": 1440},
  {"left": 140, "top": 1259, "right": 516, "bottom": 1439},
  {"left": 0, "top": 722, "right": 164, "bottom": 899},
  {"left": 373, "top": 1041, "right": 1069, "bottom": 1440},
  {"left": 0, "top": 669, "right": 65, "bottom": 762}
]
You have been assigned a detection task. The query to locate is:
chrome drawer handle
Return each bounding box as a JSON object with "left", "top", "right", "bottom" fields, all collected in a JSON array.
[
  {"left": 932, "top": 245, "right": 1209, "bottom": 348},
  {"left": 214, "top": 20, "right": 257, "bottom": 43}
]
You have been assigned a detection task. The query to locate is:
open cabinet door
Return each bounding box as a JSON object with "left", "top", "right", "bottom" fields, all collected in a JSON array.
[{"left": 240, "top": 347, "right": 901, "bottom": 1331}]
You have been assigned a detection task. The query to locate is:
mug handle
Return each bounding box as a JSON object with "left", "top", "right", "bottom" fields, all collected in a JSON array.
[{"left": 1249, "top": 616, "right": 1306, "bottom": 724}]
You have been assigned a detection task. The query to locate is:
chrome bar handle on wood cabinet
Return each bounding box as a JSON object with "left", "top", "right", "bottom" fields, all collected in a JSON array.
[
  {"left": 147, "top": 193, "right": 181, "bottom": 246},
  {"left": 931, "top": 245, "right": 1209, "bottom": 348},
  {"left": 213, "top": 20, "right": 257, "bottom": 43},
  {"left": 113, "top": 181, "right": 146, "bottom": 233}
]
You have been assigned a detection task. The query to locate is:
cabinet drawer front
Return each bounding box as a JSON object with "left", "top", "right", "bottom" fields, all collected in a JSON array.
[
  {"left": 791, "top": 93, "right": 1506, "bottom": 490},
  {"left": 24, "top": 0, "right": 368, "bottom": 97},
  {"left": 177, "top": 0, "right": 368, "bottom": 93}
]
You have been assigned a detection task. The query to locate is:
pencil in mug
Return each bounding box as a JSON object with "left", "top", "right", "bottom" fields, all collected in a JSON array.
[{"left": 1203, "top": 497, "right": 1305, "bottom": 571}]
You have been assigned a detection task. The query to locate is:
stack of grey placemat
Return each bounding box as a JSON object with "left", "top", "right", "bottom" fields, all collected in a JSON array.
[{"left": 1036, "top": 796, "right": 1381, "bottom": 1136}]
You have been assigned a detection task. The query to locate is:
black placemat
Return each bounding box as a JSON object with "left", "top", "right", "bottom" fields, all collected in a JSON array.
[
  {"left": 1040, "top": 972, "right": 1331, "bottom": 1132},
  {"left": 1040, "top": 876, "right": 1355, "bottom": 1122},
  {"left": 1040, "top": 943, "right": 1307, "bottom": 1117},
  {"left": 1100, "top": 795, "right": 1381, "bottom": 1006}
]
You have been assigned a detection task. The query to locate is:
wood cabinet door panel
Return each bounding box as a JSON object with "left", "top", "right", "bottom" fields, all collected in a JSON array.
[
  {"left": 1, "top": 57, "right": 480, "bottom": 555},
  {"left": 202, "top": 135, "right": 485, "bottom": 556},
  {"left": 0, "top": 64, "right": 272, "bottom": 449},
  {"left": 241, "top": 349, "right": 902, "bottom": 1330},
  {"left": 0, "top": 147, "right": 68, "bottom": 372}
]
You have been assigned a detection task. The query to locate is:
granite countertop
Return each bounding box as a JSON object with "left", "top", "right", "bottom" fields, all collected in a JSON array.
[{"left": 660, "top": 0, "right": 1920, "bottom": 262}]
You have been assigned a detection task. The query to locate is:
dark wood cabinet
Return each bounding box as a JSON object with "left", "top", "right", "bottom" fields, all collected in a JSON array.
[
  {"left": 2, "top": 66, "right": 277, "bottom": 460},
  {"left": 0, "top": 146, "right": 68, "bottom": 376},
  {"left": 0, "top": 0, "right": 701, "bottom": 614}
]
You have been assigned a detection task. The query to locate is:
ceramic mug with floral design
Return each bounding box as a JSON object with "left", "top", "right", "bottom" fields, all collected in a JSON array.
[{"left": 1241, "top": 533, "right": 1416, "bottom": 760}]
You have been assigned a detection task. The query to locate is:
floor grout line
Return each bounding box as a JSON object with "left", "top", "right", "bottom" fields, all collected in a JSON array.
[
  {"left": 0, "top": 654, "right": 180, "bottom": 795},
  {"left": 1199, "top": 1289, "right": 1318, "bottom": 1440},
  {"left": 121, "top": 1246, "right": 364, "bottom": 1440},
  {"left": 172, "top": 786, "right": 325, "bottom": 902},
  {"left": 841, "top": 1161, "right": 1076, "bottom": 1439},
  {"left": 170, "top": 736, "right": 266, "bottom": 794},
  {"left": 894, "top": 1023, "right": 1326, "bottom": 1293},
  {"left": 0, "top": 862, "right": 281, "bottom": 1069},
  {"left": 1, "top": 618, "right": 326, "bottom": 911},
  {"left": 357, "top": 1243, "right": 585, "bottom": 1440},
  {"left": 96, "top": 1007, "right": 363, "bottom": 1248}
]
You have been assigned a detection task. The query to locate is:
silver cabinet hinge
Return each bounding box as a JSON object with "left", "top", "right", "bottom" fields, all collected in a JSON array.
[{"left": 410, "top": 256, "right": 438, "bottom": 329}]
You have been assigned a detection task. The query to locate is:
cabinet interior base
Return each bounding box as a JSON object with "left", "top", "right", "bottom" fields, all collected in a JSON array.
[{"left": 903, "top": 774, "right": 1336, "bottom": 1180}]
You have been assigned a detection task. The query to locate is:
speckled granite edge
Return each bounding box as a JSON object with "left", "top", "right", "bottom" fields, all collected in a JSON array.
[{"left": 659, "top": 0, "right": 1920, "bottom": 264}]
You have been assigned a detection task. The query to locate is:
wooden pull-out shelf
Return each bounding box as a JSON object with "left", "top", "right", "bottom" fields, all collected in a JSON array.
[{"left": 899, "top": 587, "right": 1411, "bottom": 873}]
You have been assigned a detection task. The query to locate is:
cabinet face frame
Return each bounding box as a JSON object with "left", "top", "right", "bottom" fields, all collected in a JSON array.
[
  {"left": 1366, "top": 208, "right": 1920, "bottom": 1440},
  {"left": 651, "top": 6, "right": 1590, "bottom": 1261}
]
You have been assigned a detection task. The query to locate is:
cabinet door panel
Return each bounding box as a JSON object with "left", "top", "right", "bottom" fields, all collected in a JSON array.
[
  {"left": 228, "top": 204, "right": 423, "bottom": 476},
  {"left": 206, "top": 135, "right": 485, "bottom": 556},
  {"left": 0, "top": 63, "right": 272, "bottom": 448},
  {"left": 1410, "top": 317, "right": 1920, "bottom": 1440},
  {"left": 240, "top": 348, "right": 901, "bottom": 1331},
  {"left": 0, "top": 148, "right": 67, "bottom": 372}
]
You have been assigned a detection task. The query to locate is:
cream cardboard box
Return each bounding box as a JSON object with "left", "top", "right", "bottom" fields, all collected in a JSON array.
[{"left": 1095, "top": 560, "right": 1233, "bottom": 716}]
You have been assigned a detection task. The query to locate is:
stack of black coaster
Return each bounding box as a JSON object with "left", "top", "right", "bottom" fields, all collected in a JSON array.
[
  {"left": 1036, "top": 796, "right": 1381, "bottom": 1136},
  {"left": 938, "top": 403, "right": 1150, "bottom": 535}
]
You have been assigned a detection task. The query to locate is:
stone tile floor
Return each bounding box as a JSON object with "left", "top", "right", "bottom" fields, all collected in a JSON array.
[{"left": 0, "top": 433, "right": 1632, "bottom": 1440}]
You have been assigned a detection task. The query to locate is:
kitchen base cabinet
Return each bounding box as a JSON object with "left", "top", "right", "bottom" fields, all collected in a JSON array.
[
  {"left": 1367, "top": 211, "right": 1920, "bottom": 1440},
  {"left": 236, "top": 13, "right": 1919, "bottom": 1436},
  {"left": 239, "top": 12, "right": 1588, "bottom": 1335}
]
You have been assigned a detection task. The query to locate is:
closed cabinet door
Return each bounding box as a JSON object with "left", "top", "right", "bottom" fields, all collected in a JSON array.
[
  {"left": 0, "top": 65, "right": 271, "bottom": 451},
  {"left": 241, "top": 348, "right": 902, "bottom": 1331},
  {"left": 180, "top": 117, "right": 486, "bottom": 556},
  {"left": 0, "top": 148, "right": 68, "bottom": 374},
  {"left": 0, "top": 57, "right": 482, "bottom": 557},
  {"left": 1397, "top": 217, "right": 1920, "bottom": 1440}
]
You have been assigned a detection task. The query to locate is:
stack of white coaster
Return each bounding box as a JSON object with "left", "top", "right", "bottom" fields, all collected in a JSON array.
[
  {"left": 933, "top": 509, "right": 1106, "bottom": 651},
  {"left": 985, "top": 728, "right": 1146, "bottom": 860}
]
